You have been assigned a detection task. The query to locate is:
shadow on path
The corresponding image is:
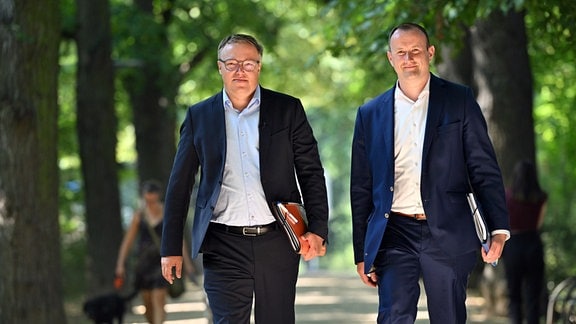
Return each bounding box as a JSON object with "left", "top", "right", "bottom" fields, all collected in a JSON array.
[{"left": 112, "top": 271, "right": 508, "bottom": 324}]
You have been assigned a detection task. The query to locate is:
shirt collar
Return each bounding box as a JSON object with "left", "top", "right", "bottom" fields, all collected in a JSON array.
[
  {"left": 394, "top": 76, "right": 431, "bottom": 103},
  {"left": 223, "top": 86, "right": 261, "bottom": 113}
]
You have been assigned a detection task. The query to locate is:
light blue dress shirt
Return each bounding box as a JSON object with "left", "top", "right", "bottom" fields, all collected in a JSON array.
[{"left": 212, "top": 86, "right": 276, "bottom": 226}]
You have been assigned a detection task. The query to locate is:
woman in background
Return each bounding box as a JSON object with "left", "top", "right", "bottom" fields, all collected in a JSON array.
[
  {"left": 502, "top": 160, "right": 548, "bottom": 324},
  {"left": 115, "top": 180, "right": 193, "bottom": 323}
]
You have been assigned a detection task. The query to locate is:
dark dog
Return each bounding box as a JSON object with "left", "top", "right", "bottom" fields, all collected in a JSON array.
[{"left": 83, "top": 290, "right": 137, "bottom": 324}]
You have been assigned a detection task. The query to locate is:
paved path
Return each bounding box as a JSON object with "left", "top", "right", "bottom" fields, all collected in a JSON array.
[{"left": 117, "top": 271, "right": 508, "bottom": 324}]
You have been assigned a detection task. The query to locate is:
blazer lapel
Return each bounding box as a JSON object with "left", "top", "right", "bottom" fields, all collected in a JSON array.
[
  {"left": 210, "top": 92, "right": 226, "bottom": 161},
  {"left": 422, "top": 75, "right": 444, "bottom": 161},
  {"left": 381, "top": 92, "right": 395, "bottom": 173},
  {"left": 258, "top": 87, "right": 272, "bottom": 160}
]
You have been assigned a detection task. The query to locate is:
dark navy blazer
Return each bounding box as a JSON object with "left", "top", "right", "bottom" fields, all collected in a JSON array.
[
  {"left": 161, "top": 87, "right": 329, "bottom": 259},
  {"left": 351, "top": 74, "right": 510, "bottom": 273}
]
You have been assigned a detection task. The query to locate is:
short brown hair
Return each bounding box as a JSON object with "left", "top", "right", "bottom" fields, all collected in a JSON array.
[
  {"left": 217, "top": 34, "right": 264, "bottom": 58},
  {"left": 388, "top": 23, "right": 431, "bottom": 48}
]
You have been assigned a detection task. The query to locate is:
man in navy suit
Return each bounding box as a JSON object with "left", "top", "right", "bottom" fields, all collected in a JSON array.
[
  {"left": 160, "top": 34, "right": 329, "bottom": 323},
  {"left": 350, "top": 23, "right": 510, "bottom": 323}
]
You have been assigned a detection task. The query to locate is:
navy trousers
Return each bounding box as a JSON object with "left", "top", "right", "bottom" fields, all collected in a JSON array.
[
  {"left": 202, "top": 223, "right": 300, "bottom": 324},
  {"left": 373, "top": 214, "right": 477, "bottom": 324}
]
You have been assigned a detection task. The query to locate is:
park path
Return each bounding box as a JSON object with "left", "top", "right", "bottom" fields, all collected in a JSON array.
[{"left": 118, "top": 271, "right": 508, "bottom": 324}]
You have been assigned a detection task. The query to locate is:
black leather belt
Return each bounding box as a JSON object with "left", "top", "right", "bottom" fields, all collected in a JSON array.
[{"left": 210, "top": 222, "right": 277, "bottom": 236}]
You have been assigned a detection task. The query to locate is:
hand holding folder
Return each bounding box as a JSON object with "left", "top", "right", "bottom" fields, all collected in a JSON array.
[
  {"left": 466, "top": 193, "right": 497, "bottom": 266},
  {"left": 272, "top": 202, "right": 310, "bottom": 254},
  {"left": 272, "top": 202, "right": 326, "bottom": 256},
  {"left": 272, "top": 202, "right": 326, "bottom": 261}
]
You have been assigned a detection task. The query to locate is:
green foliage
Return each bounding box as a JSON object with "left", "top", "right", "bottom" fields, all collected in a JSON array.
[
  {"left": 320, "top": 0, "right": 536, "bottom": 69},
  {"left": 58, "top": 0, "right": 576, "bottom": 296},
  {"left": 523, "top": 0, "right": 576, "bottom": 281},
  {"left": 110, "top": 0, "right": 288, "bottom": 105}
]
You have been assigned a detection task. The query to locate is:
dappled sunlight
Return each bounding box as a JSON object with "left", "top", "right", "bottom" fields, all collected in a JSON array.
[
  {"left": 131, "top": 300, "right": 209, "bottom": 315},
  {"left": 296, "top": 293, "right": 377, "bottom": 305},
  {"left": 120, "top": 274, "right": 505, "bottom": 324}
]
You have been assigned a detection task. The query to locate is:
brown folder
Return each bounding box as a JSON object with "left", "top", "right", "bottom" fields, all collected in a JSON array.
[{"left": 272, "top": 202, "right": 310, "bottom": 254}]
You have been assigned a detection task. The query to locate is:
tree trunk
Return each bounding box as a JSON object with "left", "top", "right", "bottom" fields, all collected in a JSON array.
[
  {"left": 438, "top": 10, "right": 535, "bottom": 183},
  {"left": 470, "top": 9, "right": 535, "bottom": 316},
  {"left": 123, "top": 0, "right": 177, "bottom": 188},
  {"left": 471, "top": 9, "right": 535, "bottom": 183},
  {"left": 129, "top": 68, "right": 177, "bottom": 188},
  {"left": 436, "top": 26, "right": 474, "bottom": 91},
  {"left": 76, "top": 0, "right": 123, "bottom": 294},
  {"left": 0, "top": 0, "right": 65, "bottom": 322},
  {"left": 437, "top": 9, "right": 535, "bottom": 316}
]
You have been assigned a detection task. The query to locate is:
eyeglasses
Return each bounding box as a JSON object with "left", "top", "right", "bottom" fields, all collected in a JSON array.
[{"left": 218, "top": 59, "right": 260, "bottom": 72}]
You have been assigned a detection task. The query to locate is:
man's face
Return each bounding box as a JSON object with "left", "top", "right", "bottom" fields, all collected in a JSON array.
[
  {"left": 387, "top": 29, "right": 434, "bottom": 81},
  {"left": 218, "top": 42, "right": 261, "bottom": 97}
]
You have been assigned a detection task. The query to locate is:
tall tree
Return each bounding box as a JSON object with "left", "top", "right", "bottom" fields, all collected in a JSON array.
[
  {"left": 0, "top": 0, "right": 65, "bottom": 322},
  {"left": 118, "top": 0, "right": 178, "bottom": 188},
  {"left": 470, "top": 9, "right": 535, "bottom": 181},
  {"left": 437, "top": 9, "right": 535, "bottom": 183},
  {"left": 75, "top": 0, "right": 123, "bottom": 293},
  {"left": 450, "top": 11, "right": 535, "bottom": 314}
]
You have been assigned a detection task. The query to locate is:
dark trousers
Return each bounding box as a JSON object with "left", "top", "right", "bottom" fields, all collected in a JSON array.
[
  {"left": 373, "top": 214, "right": 477, "bottom": 324},
  {"left": 502, "top": 231, "right": 545, "bottom": 324},
  {"left": 202, "top": 223, "right": 300, "bottom": 324}
]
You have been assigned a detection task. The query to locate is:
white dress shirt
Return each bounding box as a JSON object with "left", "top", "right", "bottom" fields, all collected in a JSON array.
[
  {"left": 390, "top": 78, "right": 510, "bottom": 239},
  {"left": 391, "top": 78, "right": 430, "bottom": 215}
]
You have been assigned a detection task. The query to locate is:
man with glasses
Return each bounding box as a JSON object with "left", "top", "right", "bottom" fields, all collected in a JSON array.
[{"left": 160, "top": 34, "right": 329, "bottom": 323}]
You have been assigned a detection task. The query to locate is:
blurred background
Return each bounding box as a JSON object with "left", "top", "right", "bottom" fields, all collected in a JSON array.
[{"left": 1, "top": 0, "right": 575, "bottom": 322}]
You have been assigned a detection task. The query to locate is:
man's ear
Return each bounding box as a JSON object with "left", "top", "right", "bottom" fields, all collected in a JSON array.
[{"left": 428, "top": 45, "right": 435, "bottom": 62}]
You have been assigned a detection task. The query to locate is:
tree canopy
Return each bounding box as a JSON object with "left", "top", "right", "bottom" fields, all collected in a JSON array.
[
  {"left": 7, "top": 0, "right": 574, "bottom": 321},
  {"left": 59, "top": 0, "right": 576, "bottom": 282}
]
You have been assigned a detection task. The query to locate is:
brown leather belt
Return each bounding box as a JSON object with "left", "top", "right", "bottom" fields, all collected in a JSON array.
[
  {"left": 392, "top": 212, "right": 427, "bottom": 221},
  {"left": 210, "top": 222, "right": 277, "bottom": 236}
]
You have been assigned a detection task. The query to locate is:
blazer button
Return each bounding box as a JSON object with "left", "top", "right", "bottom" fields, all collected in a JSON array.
[
  {"left": 384, "top": 213, "right": 389, "bottom": 218},
  {"left": 389, "top": 186, "right": 394, "bottom": 192}
]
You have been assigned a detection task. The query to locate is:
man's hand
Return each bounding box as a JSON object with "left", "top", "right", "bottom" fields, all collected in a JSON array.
[
  {"left": 161, "top": 256, "right": 183, "bottom": 284},
  {"left": 301, "top": 232, "right": 327, "bottom": 261},
  {"left": 482, "top": 233, "right": 507, "bottom": 265},
  {"left": 356, "top": 262, "right": 377, "bottom": 288}
]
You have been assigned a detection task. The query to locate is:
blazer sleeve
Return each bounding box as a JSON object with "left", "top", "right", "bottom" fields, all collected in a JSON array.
[
  {"left": 350, "top": 107, "right": 373, "bottom": 263},
  {"left": 291, "top": 99, "right": 329, "bottom": 240},
  {"left": 161, "top": 107, "right": 199, "bottom": 257},
  {"left": 259, "top": 88, "right": 329, "bottom": 241},
  {"left": 462, "top": 87, "right": 510, "bottom": 233}
]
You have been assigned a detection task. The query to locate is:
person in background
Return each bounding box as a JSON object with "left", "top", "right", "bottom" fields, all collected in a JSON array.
[
  {"left": 350, "top": 22, "right": 510, "bottom": 323},
  {"left": 502, "top": 159, "right": 548, "bottom": 324},
  {"left": 159, "top": 34, "right": 329, "bottom": 323},
  {"left": 115, "top": 180, "right": 193, "bottom": 324}
]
